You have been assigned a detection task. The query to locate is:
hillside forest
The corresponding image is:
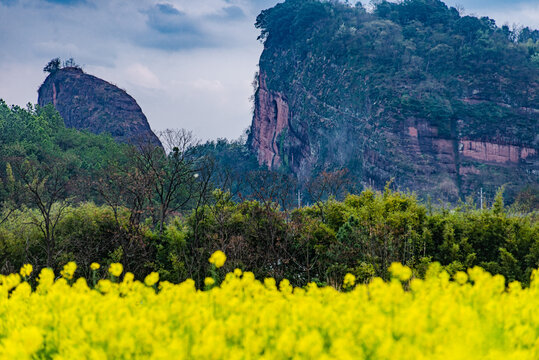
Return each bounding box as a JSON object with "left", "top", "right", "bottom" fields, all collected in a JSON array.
[{"left": 0, "top": 99, "right": 538, "bottom": 288}]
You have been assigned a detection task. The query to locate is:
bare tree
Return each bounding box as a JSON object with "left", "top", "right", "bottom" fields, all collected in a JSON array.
[
  {"left": 454, "top": 4, "right": 465, "bottom": 16},
  {"left": 0, "top": 163, "right": 18, "bottom": 226},
  {"left": 212, "top": 165, "right": 246, "bottom": 201},
  {"left": 306, "top": 169, "right": 350, "bottom": 220},
  {"left": 88, "top": 157, "right": 157, "bottom": 275},
  {"left": 130, "top": 129, "right": 199, "bottom": 233},
  {"left": 183, "top": 156, "right": 218, "bottom": 284},
  {"left": 11, "top": 157, "right": 72, "bottom": 267},
  {"left": 93, "top": 160, "right": 154, "bottom": 231},
  {"left": 245, "top": 170, "right": 297, "bottom": 212}
]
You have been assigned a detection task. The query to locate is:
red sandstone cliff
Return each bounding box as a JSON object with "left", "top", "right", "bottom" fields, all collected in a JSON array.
[
  {"left": 248, "top": 0, "right": 539, "bottom": 202},
  {"left": 249, "top": 72, "right": 310, "bottom": 173}
]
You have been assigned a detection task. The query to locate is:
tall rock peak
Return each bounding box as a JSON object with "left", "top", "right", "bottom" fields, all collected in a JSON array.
[
  {"left": 249, "top": 0, "right": 539, "bottom": 201},
  {"left": 38, "top": 67, "right": 162, "bottom": 147}
]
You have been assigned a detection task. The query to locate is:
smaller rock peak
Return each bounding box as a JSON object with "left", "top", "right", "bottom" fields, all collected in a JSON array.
[{"left": 38, "top": 59, "right": 162, "bottom": 148}]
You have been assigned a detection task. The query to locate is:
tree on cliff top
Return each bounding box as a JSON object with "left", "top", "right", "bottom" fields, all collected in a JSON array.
[
  {"left": 43, "top": 58, "right": 61, "bottom": 73},
  {"left": 43, "top": 57, "right": 81, "bottom": 73}
]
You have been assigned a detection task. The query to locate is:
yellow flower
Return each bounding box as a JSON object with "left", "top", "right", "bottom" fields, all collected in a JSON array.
[
  {"left": 208, "top": 250, "right": 226, "bottom": 268},
  {"left": 36, "top": 268, "right": 54, "bottom": 293},
  {"left": 454, "top": 271, "right": 468, "bottom": 285},
  {"left": 279, "top": 279, "right": 292, "bottom": 294},
  {"left": 19, "top": 264, "right": 33, "bottom": 278},
  {"left": 60, "top": 262, "right": 77, "bottom": 280},
  {"left": 109, "top": 263, "right": 123, "bottom": 277},
  {"left": 343, "top": 273, "right": 356, "bottom": 288},
  {"left": 90, "top": 263, "right": 100, "bottom": 271},
  {"left": 123, "top": 272, "right": 135, "bottom": 284},
  {"left": 144, "top": 272, "right": 159, "bottom": 287},
  {"left": 389, "top": 262, "right": 412, "bottom": 282},
  {"left": 3, "top": 260, "right": 539, "bottom": 358},
  {"left": 3, "top": 273, "right": 21, "bottom": 290},
  {"left": 204, "top": 277, "right": 215, "bottom": 287},
  {"left": 96, "top": 279, "right": 112, "bottom": 293},
  {"left": 264, "top": 277, "right": 276, "bottom": 290}
]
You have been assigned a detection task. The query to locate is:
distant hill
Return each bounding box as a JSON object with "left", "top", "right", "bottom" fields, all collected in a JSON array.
[
  {"left": 38, "top": 67, "right": 161, "bottom": 147},
  {"left": 248, "top": 0, "right": 539, "bottom": 202}
]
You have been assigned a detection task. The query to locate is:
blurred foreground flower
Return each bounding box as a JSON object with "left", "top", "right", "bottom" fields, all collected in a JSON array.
[
  {"left": 343, "top": 273, "right": 356, "bottom": 288},
  {"left": 209, "top": 250, "right": 226, "bottom": 268},
  {"left": 109, "top": 263, "right": 123, "bottom": 277},
  {"left": 19, "top": 264, "right": 33, "bottom": 278},
  {"left": 60, "top": 262, "right": 77, "bottom": 280},
  {"left": 144, "top": 272, "right": 159, "bottom": 287}
]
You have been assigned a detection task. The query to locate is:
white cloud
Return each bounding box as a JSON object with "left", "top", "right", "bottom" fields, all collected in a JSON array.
[
  {"left": 445, "top": 1, "right": 539, "bottom": 28},
  {"left": 33, "top": 41, "right": 80, "bottom": 55},
  {"left": 0, "top": 0, "right": 267, "bottom": 141},
  {"left": 488, "top": 3, "right": 539, "bottom": 29},
  {"left": 0, "top": 61, "right": 46, "bottom": 107},
  {"left": 125, "top": 63, "right": 162, "bottom": 89},
  {"left": 192, "top": 78, "right": 225, "bottom": 92}
]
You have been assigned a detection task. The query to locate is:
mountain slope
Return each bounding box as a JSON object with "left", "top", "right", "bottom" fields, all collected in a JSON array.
[
  {"left": 248, "top": 0, "right": 539, "bottom": 202},
  {"left": 38, "top": 67, "right": 161, "bottom": 147}
]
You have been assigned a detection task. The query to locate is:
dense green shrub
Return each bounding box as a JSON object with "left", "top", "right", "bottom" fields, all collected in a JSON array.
[{"left": 4, "top": 188, "right": 536, "bottom": 288}]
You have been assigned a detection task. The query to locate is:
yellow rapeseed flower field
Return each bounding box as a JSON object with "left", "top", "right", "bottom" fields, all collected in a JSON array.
[{"left": 0, "top": 256, "right": 538, "bottom": 359}]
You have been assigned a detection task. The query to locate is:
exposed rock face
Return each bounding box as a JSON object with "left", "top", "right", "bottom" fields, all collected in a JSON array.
[
  {"left": 249, "top": 73, "right": 310, "bottom": 172},
  {"left": 403, "top": 119, "right": 539, "bottom": 199},
  {"left": 249, "top": 0, "right": 539, "bottom": 202},
  {"left": 459, "top": 141, "right": 536, "bottom": 164},
  {"left": 38, "top": 67, "right": 161, "bottom": 147}
]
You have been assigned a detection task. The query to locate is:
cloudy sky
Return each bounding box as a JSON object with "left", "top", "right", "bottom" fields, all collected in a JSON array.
[{"left": 0, "top": 0, "right": 538, "bottom": 141}]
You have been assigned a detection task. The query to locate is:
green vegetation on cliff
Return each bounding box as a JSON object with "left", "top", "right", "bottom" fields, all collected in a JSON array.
[
  {"left": 250, "top": 0, "right": 539, "bottom": 203},
  {"left": 0, "top": 99, "right": 126, "bottom": 201}
]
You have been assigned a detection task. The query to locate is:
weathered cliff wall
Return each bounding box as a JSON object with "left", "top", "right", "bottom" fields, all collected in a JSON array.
[
  {"left": 250, "top": 73, "right": 290, "bottom": 168},
  {"left": 248, "top": 0, "right": 539, "bottom": 201},
  {"left": 459, "top": 141, "right": 536, "bottom": 164},
  {"left": 249, "top": 72, "right": 310, "bottom": 174}
]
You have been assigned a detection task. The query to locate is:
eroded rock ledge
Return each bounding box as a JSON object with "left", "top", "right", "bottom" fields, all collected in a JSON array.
[{"left": 460, "top": 140, "right": 536, "bottom": 164}]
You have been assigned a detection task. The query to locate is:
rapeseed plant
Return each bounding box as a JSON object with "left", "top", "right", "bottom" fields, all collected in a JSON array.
[
  {"left": 0, "top": 257, "right": 537, "bottom": 359},
  {"left": 19, "top": 264, "right": 32, "bottom": 278},
  {"left": 209, "top": 250, "right": 226, "bottom": 268},
  {"left": 343, "top": 273, "right": 356, "bottom": 288},
  {"left": 108, "top": 263, "right": 123, "bottom": 277}
]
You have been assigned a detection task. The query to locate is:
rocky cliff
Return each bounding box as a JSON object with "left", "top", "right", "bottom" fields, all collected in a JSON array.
[
  {"left": 250, "top": 73, "right": 310, "bottom": 172},
  {"left": 249, "top": 0, "right": 539, "bottom": 202},
  {"left": 38, "top": 67, "right": 161, "bottom": 147}
]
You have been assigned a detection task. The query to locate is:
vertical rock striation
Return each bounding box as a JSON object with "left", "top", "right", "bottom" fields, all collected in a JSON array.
[{"left": 249, "top": 72, "right": 310, "bottom": 175}]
